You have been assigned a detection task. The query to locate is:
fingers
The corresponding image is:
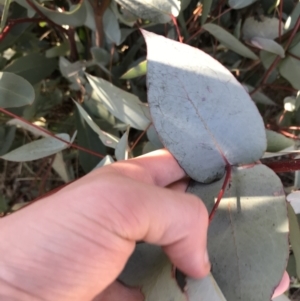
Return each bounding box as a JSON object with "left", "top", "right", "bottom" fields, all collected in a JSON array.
[
  {"left": 101, "top": 149, "right": 186, "bottom": 187},
  {"left": 272, "top": 271, "right": 289, "bottom": 299}
]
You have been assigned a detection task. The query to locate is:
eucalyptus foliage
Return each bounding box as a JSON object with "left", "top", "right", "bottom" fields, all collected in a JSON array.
[{"left": 0, "top": 0, "right": 299, "bottom": 300}]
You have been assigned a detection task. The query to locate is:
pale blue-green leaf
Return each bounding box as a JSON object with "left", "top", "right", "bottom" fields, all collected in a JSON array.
[
  {"left": 110, "top": 0, "right": 136, "bottom": 27},
  {"left": 201, "top": 0, "right": 212, "bottom": 24},
  {"left": 279, "top": 56, "right": 300, "bottom": 90},
  {"left": 52, "top": 152, "right": 72, "bottom": 183},
  {"left": 287, "top": 203, "right": 300, "bottom": 279},
  {"left": 187, "top": 164, "right": 289, "bottom": 301},
  {"left": 119, "top": 243, "right": 186, "bottom": 301},
  {"left": 251, "top": 37, "right": 285, "bottom": 57},
  {"left": 187, "top": 274, "right": 227, "bottom": 301},
  {"left": 262, "top": 146, "right": 297, "bottom": 158},
  {"left": 0, "top": 72, "right": 35, "bottom": 108},
  {"left": 287, "top": 191, "right": 300, "bottom": 214},
  {"left": 7, "top": 118, "right": 49, "bottom": 137},
  {"left": 83, "top": 1, "right": 95, "bottom": 30},
  {"left": 94, "top": 155, "right": 114, "bottom": 169},
  {"left": 234, "top": 19, "right": 242, "bottom": 39},
  {"left": 228, "top": 0, "right": 258, "bottom": 9},
  {"left": 86, "top": 74, "right": 151, "bottom": 130},
  {"left": 147, "top": 125, "right": 163, "bottom": 148},
  {"left": 244, "top": 85, "right": 276, "bottom": 105},
  {"left": 243, "top": 16, "right": 283, "bottom": 40},
  {"left": 30, "top": 0, "right": 86, "bottom": 27},
  {"left": 115, "top": 0, "right": 181, "bottom": 23},
  {"left": 143, "top": 30, "right": 266, "bottom": 182},
  {"left": 120, "top": 28, "right": 136, "bottom": 44},
  {"left": 74, "top": 101, "right": 119, "bottom": 148},
  {"left": 115, "top": 127, "right": 129, "bottom": 161},
  {"left": 0, "top": 0, "right": 12, "bottom": 33},
  {"left": 103, "top": 7, "right": 121, "bottom": 45},
  {"left": 284, "top": 2, "right": 300, "bottom": 31},
  {"left": 260, "top": 50, "right": 278, "bottom": 69},
  {"left": 1, "top": 134, "right": 70, "bottom": 162},
  {"left": 3, "top": 53, "right": 56, "bottom": 85},
  {"left": 181, "top": 0, "right": 192, "bottom": 10},
  {"left": 266, "top": 129, "right": 294, "bottom": 152},
  {"left": 59, "top": 57, "right": 85, "bottom": 79},
  {"left": 202, "top": 24, "right": 258, "bottom": 60},
  {"left": 46, "top": 42, "right": 69, "bottom": 58},
  {"left": 0, "top": 125, "right": 15, "bottom": 156},
  {"left": 90, "top": 47, "right": 110, "bottom": 66},
  {"left": 121, "top": 60, "right": 147, "bottom": 79},
  {"left": 143, "top": 141, "right": 160, "bottom": 154}
]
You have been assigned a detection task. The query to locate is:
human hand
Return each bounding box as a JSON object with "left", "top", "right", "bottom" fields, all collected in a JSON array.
[{"left": 0, "top": 150, "right": 289, "bottom": 301}]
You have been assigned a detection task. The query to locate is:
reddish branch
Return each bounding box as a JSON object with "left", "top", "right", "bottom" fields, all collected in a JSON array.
[{"left": 264, "top": 159, "right": 300, "bottom": 173}]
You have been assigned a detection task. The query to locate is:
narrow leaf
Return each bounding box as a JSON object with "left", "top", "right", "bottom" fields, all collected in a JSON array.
[
  {"left": 250, "top": 37, "right": 285, "bottom": 57},
  {"left": 94, "top": 155, "right": 114, "bottom": 169},
  {"left": 201, "top": 0, "right": 213, "bottom": 25},
  {"left": 266, "top": 129, "right": 294, "bottom": 152},
  {"left": 143, "top": 30, "right": 266, "bottom": 183},
  {"left": 0, "top": 0, "right": 12, "bottom": 33},
  {"left": 188, "top": 164, "right": 289, "bottom": 301},
  {"left": 86, "top": 74, "right": 151, "bottom": 130},
  {"left": 1, "top": 134, "right": 70, "bottom": 162},
  {"left": 115, "top": 127, "right": 130, "bottom": 161},
  {"left": 202, "top": 24, "right": 258, "bottom": 60},
  {"left": 228, "top": 0, "right": 258, "bottom": 9},
  {"left": 0, "top": 72, "right": 35, "bottom": 108},
  {"left": 103, "top": 7, "right": 121, "bottom": 45},
  {"left": 121, "top": 60, "right": 147, "bottom": 79}
]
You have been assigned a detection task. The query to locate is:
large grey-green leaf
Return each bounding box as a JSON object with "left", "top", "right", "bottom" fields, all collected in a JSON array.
[
  {"left": 115, "top": 0, "right": 181, "bottom": 23},
  {"left": 187, "top": 164, "right": 289, "bottom": 301},
  {"left": 103, "top": 7, "right": 121, "bottom": 45},
  {"left": 30, "top": 0, "right": 86, "bottom": 27},
  {"left": 202, "top": 24, "right": 258, "bottom": 60},
  {"left": 143, "top": 30, "right": 266, "bottom": 183},
  {"left": 0, "top": 72, "right": 35, "bottom": 108},
  {"left": 120, "top": 243, "right": 186, "bottom": 301},
  {"left": 1, "top": 133, "right": 70, "bottom": 162},
  {"left": 86, "top": 74, "right": 151, "bottom": 130},
  {"left": 243, "top": 17, "right": 283, "bottom": 40},
  {"left": 287, "top": 203, "right": 300, "bottom": 279},
  {"left": 3, "top": 53, "right": 57, "bottom": 85}
]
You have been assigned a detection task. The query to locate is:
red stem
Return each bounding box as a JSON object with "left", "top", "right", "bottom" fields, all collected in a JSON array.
[
  {"left": 264, "top": 159, "right": 300, "bottom": 173},
  {"left": 0, "top": 107, "right": 104, "bottom": 159},
  {"left": 209, "top": 165, "right": 232, "bottom": 222}
]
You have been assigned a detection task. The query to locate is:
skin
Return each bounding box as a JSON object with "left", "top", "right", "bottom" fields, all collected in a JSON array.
[{"left": 0, "top": 150, "right": 289, "bottom": 301}]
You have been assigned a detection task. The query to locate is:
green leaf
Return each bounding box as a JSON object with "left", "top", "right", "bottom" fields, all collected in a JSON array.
[
  {"left": 115, "top": 0, "right": 181, "bottom": 23},
  {"left": 103, "top": 7, "right": 121, "bottom": 45},
  {"left": 202, "top": 23, "right": 258, "bottom": 60},
  {"left": 3, "top": 53, "right": 57, "bottom": 85},
  {"left": 94, "top": 155, "right": 114, "bottom": 169},
  {"left": 245, "top": 85, "right": 277, "bottom": 105},
  {"left": 52, "top": 152, "right": 72, "bottom": 183},
  {"left": 0, "top": 0, "right": 12, "bottom": 33},
  {"left": 287, "top": 203, "right": 300, "bottom": 280},
  {"left": 266, "top": 129, "right": 295, "bottom": 152},
  {"left": 143, "top": 30, "right": 265, "bottom": 183},
  {"left": 121, "top": 60, "right": 147, "bottom": 79},
  {"left": 228, "top": 0, "right": 258, "bottom": 9},
  {"left": 74, "top": 101, "right": 119, "bottom": 149},
  {"left": 0, "top": 72, "right": 35, "bottom": 108},
  {"left": 86, "top": 74, "right": 151, "bottom": 130},
  {"left": 30, "top": 0, "right": 86, "bottom": 27},
  {"left": 250, "top": 37, "right": 285, "bottom": 58},
  {"left": 201, "top": 0, "right": 213, "bottom": 25},
  {"left": 285, "top": 2, "right": 300, "bottom": 31},
  {"left": 75, "top": 110, "right": 106, "bottom": 173},
  {"left": 1, "top": 133, "right": 70, "bottom": 162},
  {"left": 115, "top": 127, "right": 130, "bottom": 161},
  {"left": 188, "top": 164, "right": 289, "bottom": 301},
  {"left": 147, "top": 125, "right": 163, "bottom": 148}
]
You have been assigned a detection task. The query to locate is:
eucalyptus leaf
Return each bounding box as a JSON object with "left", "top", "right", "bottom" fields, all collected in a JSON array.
[
  {"left": 188, "top": 164, "right": 289, "bottom": 301},
  {"left": 52, "top": 152, "right": 72, "bottom": 183},
  {"left": 287, "top": 203, "right": 300, "bottom": 279},
  {"left": 287, "top": 191, "right": 300, "bottom": 214},
  {"left": 228, "top": 0, "right": 258, "bottom": 9},
  {"left": 245, "top": 84, "right": 276, "bottom": 105},
  {"left": 0, "top": 0, "right": 12, "bottom": 33},
  {"left": 266, "top": 129, "right": 295, "bottom": 152},
  {"left": 201, "top": 0, "right": 213, "bottom": 25},
  {"left": 202, "top": 24, "right": 258, "bottom": 60},
  {"left": 74, "top": 101, "right": 119, "bottom": 149},
  {"left": 115, "top": 0, "right": 181, "bottom": 23},
  {"left": 30, "top": 0, "right": 86, "bottom": 27},
  {"left": 143, "top": 30, "right": 266, "bottom": 183},
  {"left": 285, "top": 2, "right": 300, "bottom": 31},
  {"left": 121, "top": 60, "right": 147, "bottom": 79},
  {"left": 3, "top": 53, "right": 57, "bottom": 85},
  {"left": 86, "top": 74, "right": 151, "bottom": 131},
  {"left": 103, "top": 7, "right": 121, "bottom": 45},
  {"left": 250, "top": 37, "right": 285, "bottom": 58},
  {"left": 1, "top": 133, "right": 70, "bottom": 162},
  {"left": 115, "top": 127, "right": 129, "bottom": 161},
  {"left": 147, "top": 125, "right": 163, "bottom": 148},
  {"left": 94, "top": 155, "right": 114, "bottom": 169},
  {"left": 0, "top": 72, "right": 35, "bottom": 108}
]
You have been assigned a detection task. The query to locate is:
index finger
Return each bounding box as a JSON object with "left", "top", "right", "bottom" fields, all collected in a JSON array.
[{"left": 100, "top": 149, "right": 186, "bottom": 187}]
